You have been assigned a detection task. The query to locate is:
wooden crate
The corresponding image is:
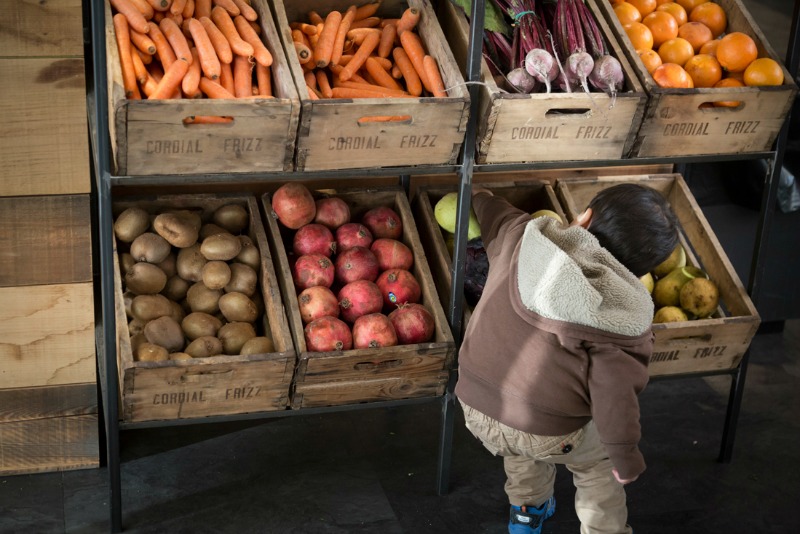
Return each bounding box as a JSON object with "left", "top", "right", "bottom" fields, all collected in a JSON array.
[
  {"left": 437, "top": 0, "right": 647, "bottom": 164},
  {"left": 271, "top": 0, "right": 469, "bottom": 171},
  {"left": 412, "top": 180, "right": 565, "bottom": 333},
  {"left": 595, "top": 0, "right": 798, "bottom": 157},
  {"left": 105, "top": 0, "right": 299, "bottom": 176},
  {"left": 556, "top": 174, "right": 760, "bottom": 376},
  {"left": 113, "top": 194, "right": 296, "bottom": 423},
  {"left": 261, "top": 187, "right": 455, "bottom": 409}
]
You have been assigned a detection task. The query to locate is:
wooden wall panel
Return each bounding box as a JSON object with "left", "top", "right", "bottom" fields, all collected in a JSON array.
[
  {"left": 0, "top": 0, "right": 85, "bottom": 57},
  {"left": 0, "top": 383, "right": 97, "bottom": 424}
]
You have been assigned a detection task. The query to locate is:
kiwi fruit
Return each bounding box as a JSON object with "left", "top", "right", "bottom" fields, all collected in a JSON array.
[
  {"left": 202, "top": 260, "right": 232, "bottom": 290},
  {"left": 144, "top": 316, "right": 185, "bottom": 353},
  {"left": 181, "top": 312, "right": 223, "bottom": 340},
  {"left": 200, "top": 233, "right": 242, "bottom": 261},
  {"left": 131, "top": 294, "right": 173, "bottom": 322},
  {"left": 125, "top": 262, "right": 168, "bottom": 295},
  {"left": 184, "top": 336, "right": 223, "bottom": 358},
  {"left": 130, "top": 332, "right": 147, "bottom": 354},
  {"left": 119, "top": 253, "right": 136, "bottom": 276},
  {"left": 176, "top": 244, "right": 207, "bottom": 282},
  {"left": 130, "top": 232, "right": 172, "bottom": 264},
  {"left": 169, "top": 352, "right": 193, "bottom": 361},
  {"left": 167, "top": 299, "right": 186, "bottom": 324},
  {"left": 218, "top": 292, "right": 259, "bottom": 323},
  {"left": 213, "top": 204, "right": 249, "bottom": 234},
  {"left": 199, "top": 223, "right": 230, "bottom": 241},
  {"left": 156, "top": 252, "right": 177, "bottom": 278},
  {"left": 218, "top": 322, "right": 256, "bottom": 355},
  {"left": 114, "top": 207, "right": 150, "bottom": 243},
  {"left": 234, "top": 235, "right": 261, "bottom": 270},
  {"left": 123, "top": 291, "right": 136, "bottom": 318},
  {"left": 135, "top": 342, "right": 169, "bottom": 362},
  {"left": 186, "top": 282, "right": 223, "bottom": 315},
  {"left": 225, "top": 263, "right": 257, "bottom": 296},
  {"left": 162, "top": 275, "right": 190, "bottom": 302},
  {"left": 128, "top": 318, "right": 146, "bottom": 337},
  {"left": 240, "top": 336, "right": 275, "bottom": 355},
  {"left": 153, "top": 212, "right": 200, "bottom": 249}
]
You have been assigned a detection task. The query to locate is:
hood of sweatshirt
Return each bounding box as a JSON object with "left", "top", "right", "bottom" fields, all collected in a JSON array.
[{"left": 516, "top": 217, "right": 654, "bottom": 337}]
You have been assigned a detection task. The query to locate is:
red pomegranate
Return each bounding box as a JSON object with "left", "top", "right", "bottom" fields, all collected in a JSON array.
[
  {"left": 370, "top": 238, "right": 414, "bottom": 271},
  {"left": 298, "top": 286, "right": 340, "bottom": 324},
  {"left": 352, "top": 313, "right": 398, "bottom": 349},
  {"left": 293, "top": 223, "right": 336, "bottom": 257},
  {"left": 389, "top": 303, "right": 435, "bottom": 344},
  {"left": 361, "top": 205, "right": 403, "bottom": 239},
  {"left": 304, "top": 315, "right": 353, "bottom": 352},
  {"left": 338, "top": 280, "right": 384, "bottom": 323},
  {"left": 376, "top": 269, "right": 421, "bottom": 309},
  {"left": 314, "top": 197, "right": 351, "bottom": 229},
  {"left": 335, "top": 246, "right": 379, "bottom": 285},
  {"left": 335, "top": 223, "right": 373, "bottom": 251},
  {"left": 272, "top": 183, "right": 316, "bottom": 229},
  {"left": 292, "top": 254, "right": 335, "bottom": 290}
]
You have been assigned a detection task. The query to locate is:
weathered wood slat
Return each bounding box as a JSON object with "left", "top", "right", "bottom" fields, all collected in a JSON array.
[
  {"left": 0, "top": 383, "right": 97, "bottom": 424},
  {"left": 0, "top": 0, "right": 84, "bottom": 57}
]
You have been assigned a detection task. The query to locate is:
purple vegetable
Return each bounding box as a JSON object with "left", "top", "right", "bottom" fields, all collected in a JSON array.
[
  {"left": 507, "top": 67, "right": 539, "bottom": 93},
  {"left": 524, "top": 49, "right": 559, "bottom": 93},
  {"left": 566, "top": 51, "right": 594, "bottom": 93},
  {"left": 464, "top": 238, "right": 489, "bottom": 307},
  {"left": 589, "top": 55, "right": 624, "bottom": 95}
]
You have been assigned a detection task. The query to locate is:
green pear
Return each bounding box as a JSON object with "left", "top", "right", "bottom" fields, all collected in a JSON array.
[
  {"left": 531, "top": 209, "right": 563, "bottom": 223},
  {"left": 653, "top": 306, "right": 688, "bottom": 323},
  {"left": 444, "top": 232, "right": 455, "bottom": 257},
  {"left": 680, "top": 277, "right": 719, "bottom": 318},
  {"left": 640, "top": 272, "right": 654, "bottom": 294},
  {"left": 653, "top": 244, "right": 687, "bottom": 279},
  {"left": 653, "top": 266, "right": 697, "bottom": 308},
  {"left": 434, "top": 192, "right": 481, "bottom": 240}
]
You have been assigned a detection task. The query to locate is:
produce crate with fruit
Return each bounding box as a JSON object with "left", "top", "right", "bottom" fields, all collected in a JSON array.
[
  {"left": 261, "top": 184, "right": 455, "bottom": 409},
  {"left": 271, "top": 0, "right": 469, "bottom": 171},
  {"left": 597, "top": 0, "right": 798, "bottom": 157},
  {"left": 556, "top": 174, "right": 760, "bottom": 376},
  {"left": 413, "top": 180, "right": 566, "bottom": 332},
  {"left": 112, "top": 194, "right": 296, "bottom": 423},
  {"left": 437, "top": 0, "right": 647, "bottom": 164},
  {"left": 105, "top": 0, "right": 299, "bottom": 175}
]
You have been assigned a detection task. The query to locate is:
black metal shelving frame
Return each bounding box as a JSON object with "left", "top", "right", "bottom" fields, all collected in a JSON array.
[{"left": 86, "top": 0, "right": 800, "bottom": 531}]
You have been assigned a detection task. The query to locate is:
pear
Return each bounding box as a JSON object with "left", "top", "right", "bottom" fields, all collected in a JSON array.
[
  {"left": 434, "top": 192, "right": 481, "bottom": 240},
  {"left": 531, "top": 209, "right": 563, "bottom": 223},
  {"left": 653, "top": 266, "right": 698, "bottom": 308},
  {"left": 653, "top": 306, "right": 688, "bottom": 323},
  {"left": 444, "top": 232, "right": 455, "bottom": 257},
  {"left": 680, "top": 277, "right": 720, "bottom": 318},
  {"left": 653, "top": 243, "right": 687, "bottom": 279},
  {"left": 640, "top": 272, "right": 655, "bottom": 294}
]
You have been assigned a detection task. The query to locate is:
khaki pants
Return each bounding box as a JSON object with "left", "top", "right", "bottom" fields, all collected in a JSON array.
[{"left": 461, "top": 401, "right": 632, "bottom": 534}]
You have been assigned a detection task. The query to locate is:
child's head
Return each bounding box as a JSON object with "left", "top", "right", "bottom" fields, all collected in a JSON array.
[{"left": 584, "top": 184, "right": 680, "bottom": 277}]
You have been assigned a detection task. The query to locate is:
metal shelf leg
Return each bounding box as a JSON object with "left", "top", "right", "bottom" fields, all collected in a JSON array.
[{"left": 437, "top": 385, "right": 457, "bottom": 495}]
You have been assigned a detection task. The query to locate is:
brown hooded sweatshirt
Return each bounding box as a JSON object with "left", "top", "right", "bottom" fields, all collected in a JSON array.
[{"left": 455, "top": 193, "right": 654, "bottom": 480}]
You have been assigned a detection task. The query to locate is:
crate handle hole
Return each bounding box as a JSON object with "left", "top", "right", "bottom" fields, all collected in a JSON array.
[
  {"left": 698, "top": 101, "right": 745, "bottom": 111},
  {"left": 665, "top": 334, "right": 714, "bottom": 343},
  {"left": 354, "top": 359, "right": 403, "bottom": 370},
  {"left": 357, "top": 115, "right": 413, "bottom": 126},
  {"left": 182, "top": 115, "right": 235, "bottom": 126},
  {"left": 545, "top": 108, "right": 592, "bottom": 118}
]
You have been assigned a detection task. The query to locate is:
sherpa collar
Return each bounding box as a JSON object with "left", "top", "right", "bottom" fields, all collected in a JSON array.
[{"left": 516, "top": 217, "right": 654, "bottom": 337}]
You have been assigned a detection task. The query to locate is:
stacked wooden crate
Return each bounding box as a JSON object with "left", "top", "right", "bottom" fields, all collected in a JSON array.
[{"left": 0, "top": 0, "right": 99, "bottom": 475}]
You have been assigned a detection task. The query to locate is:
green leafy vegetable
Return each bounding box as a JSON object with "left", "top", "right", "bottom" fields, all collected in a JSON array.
[{"left": 450, "top": 0, "right": 511, "bottom": 36}]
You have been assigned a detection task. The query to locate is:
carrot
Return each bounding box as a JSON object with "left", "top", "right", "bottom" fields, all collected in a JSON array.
[
  {"left": 365, "top": 56, "right": 402, "bottom": 91},
  {"left": 212, "top": 0, "right": 240, "bottom": 17},
  {"left": 181, "top": 0, "right": 195, "bottom": 18},
  {"left": 308, "top": 24, "right": 321, "bottom": 49},
  {"left": 315, "top": 70, "right": 333, "bottom": 98},
  {"left": 149, "top": 57, "right": 189, "bottom": 99},
  {"left": 159, "top": 18, "right": 192, "bottom": 62},
  {"left": 377, "top": 23, "right": 396, "bottom": 58},
  {"left": 304, "top": 70, "right": 317, "bottom": 90},
  {"left": 111, "top": 0, "right": 151, "bottom": 34},
  {"left": 350, "top": 17, "right": 380, "bottom": 29},
  {"left": 248, "top": 20, "right": 260, "bottom": 35},
  {"left": 148, "top": 62, "right": 164, "bottom": 81},
  {"left": 329, "top": 63, "right": 368, "bottom": 84},
  {"left": 199, "top": 16, "right": 233, "bottom": 64},
  {"left": 291, "top": 29, "right": 307, "bottom": 45},
  {"left": 232, "top": 54, "right": 253, "bottom": 97},
  {"left": 170, "top": 0, "right": 187, "bottom": 16},
  {"left": 200, "top": 76, "right": 236, "bottom": 99},
  {"left": 195, "top": 0, "right": 212, "bottom": 19},
  {"left": 346, "top": 28, "right": 381, "bottom": 46},
  {"left": 146, "top": 0, "right": 171, "bottom": 12},
  {"left": 129, "top": 28, "right": 157, "bottom": 55},
  {"left": 165, "top": 12, "right": 183, "bottom": 26},
  {"left": 219, "top": 60, "right": 235, "bottom": 94},
  {"left": 391, "top": 64, "right": 402, "bottom": 79},
  {"left": 314, "top": 10, "right": 342, "bottom": 69},
  {"left": 341, "top": 54, "right": 391, "bottom": 70},
  {"left": 307, "top": 11, "right": 324, "bottom": 25},
  {"left": 113, "top": 14, "right": 141, "bottom": 99},
  {"left": 141, "top": 72, "right": 160, "bottom": 96},
  {"left": 392, "top": 46, "right": 421, "bottom": 96},
  {"left": 336, "top": 80, "right": 408, "bottom": 96},
  {"left": 183, "top": 115, "right": 234, "bottom": 124},
  {"left": 130, "top": 47, "right": 149, "bottom": 85},
  {"left": 331, "top": 6, "right": 356, "bottom": 66},
  {"left": 331, "top": 87, "right": 412, "bottom": 99},
  {"left": 423, "top": 55, "right": 446, "bottom": 97},
  {"left": 211, "top": 6, "right": 254, "bottom": 58},
  {"left": 338, "top": 30, "right": 380, "bottom": 82},
  {"left": 234, "top": 15, "right": 272, "bottom": 67},
  {"left": 358, "top": 115, "right": 411, "bottom": 123},
  {"left": 294, "top": 42, "right": 312, "bottom": 64},
  {"left": 232, "top": 0, "right": 257, "bottom": 22},
  {"left": 188, "top": 17, "right": 220, "bottom": 79},
  {"left": 395, "top": 8, "right": 420, "bottom": 35},
  {"left": 290, "top": 22, "right": 318, "bottom": 35},
  {"left": 399, "top": 30, "right": 430, "bottom": 91},
  {"left": 255, "top": 62, "right": 272, "bottom": 96},
  {"left": 153, "top": 11, "right": 164, "bottom": 22},
  {"left": 136, "top": 48, "right": 153, "bottom": 64},
  {"left": 147, "top": 21, "right": 176, "bottom": 69},
  {"left": 380, "top": 18, "right": 399, "bottom": 28},
  {"left": 354, "top": 1, "right": 381, "bottom": 21},
  {"left": 128, "top": 0, "right": 155, "bottom": 20},
  {"left": 182, "top": 47, "right": 202, "bottom": 97},
  {"left": 306, "top": 85, "right": 320, "bottom": 100}
]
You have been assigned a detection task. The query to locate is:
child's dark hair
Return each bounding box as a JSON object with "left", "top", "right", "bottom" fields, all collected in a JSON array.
[{"left": 587, "top": 184, "right": 680, "bottom": 277}]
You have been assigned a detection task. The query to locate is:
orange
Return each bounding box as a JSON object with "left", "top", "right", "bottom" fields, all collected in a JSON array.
[
  {"left": 675, "top": 0, "right": 708, "bottom": 12},
  {"left": 678, "top": 21, "right": 714, "bottom": 53},
  {"left": 658, "top": 37, "right": 695, "bottom": 66},
  {"left": 653, "top": 63, "right": 694, "bottom": 88},
  {"left": 689, "top": 1, "right": 727, "bottom": 37},
  {"left": 656, "top": 0, "right": 674, "bottom": 4},
  {"left": 656, "top": 2, "right": 688, "bottom": 26},
  {"left": 726, "top": 69, "right": 745, "bottom": 82},
  {"left": 642, "top": 11, "right": 680, "bottom": 48},
  {"left": 743, "top": 57, "right": 785, "bottom": 86},
  {"left": 639, "top": 49, "right": 663, "bottom": 73},
  {"left": 628, "top": 0, "right": 657, "bottom": 16},
  {"left": 614, "top": 2, "right": 643, "bottom": 25},
  {"left": 699, "top": 38, "right": 720, "bottom": 57},
  {"left": 713, "top": 77, "right": 744, "bottom": 108},
  {"left": 716, "top": 32, "right": 758, "bottom": 72},
  {"left": 684, "top": 53, "right": 722, "bottom": 87},
  {"left": 625, "top": 22, "right": 655, "bottom": 52}
]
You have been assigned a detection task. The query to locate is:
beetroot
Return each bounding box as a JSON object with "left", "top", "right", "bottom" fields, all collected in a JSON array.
[
  {"left": 314, "top": 197, "right": 351, "bottom": 230},
  {"left": 376, "top": 268, "right": 421, "bottom": 309},
  {"left": 292, "top": 254, "right": 335, "bottom": 290},
  {"left": 293, "top": 223, "right": 336, "bottom": 257},
  {"left": 352, "top": 313, "right": 398, "bottom": 349},
  {"left": 338, "top": 280, "right": 384, "bottom": 323},
  {"left": 304, "top": 315, "right": 353, "bottom": 352},
  {"left": 361, "top": 206, "right": 402, "bottom": 240},
  {"left": 524, "top": 49, "right": 558, "bottom": 93},
  {"left": 389, "top": 303, "right": 435, "bottom": 345},
  {"left": 336, "top": 223, "right": 373, "bottom": 251},
  {"left": 298, "top": 286, "right": 340, "bottom": 324},
  {"left": 507, "top": 67, "right": 538, "bottom": 93},
  {"left": 335, "top": 246, "right": 380, "bottom": 285},
  {"left": 589, "top": 55, "right": 624, "bottom": 95},
  {"left": 370, "top": 238, "right": 414, "bottom": 271},
  {"left": 272, "top": 183, "right": 316, "bottom": 230}
]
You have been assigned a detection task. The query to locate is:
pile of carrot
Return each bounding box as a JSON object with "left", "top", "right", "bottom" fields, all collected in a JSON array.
[
  {"left": 110, "top": 0, "right": 275, "bottom": 108},
  {"left": 290, "top": 1, "right": 448, "bottom": 100}
]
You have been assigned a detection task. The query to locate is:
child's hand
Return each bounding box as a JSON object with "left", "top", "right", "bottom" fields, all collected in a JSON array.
[{"left": 612, "top": 468, "right": 638, "bottom": 485}]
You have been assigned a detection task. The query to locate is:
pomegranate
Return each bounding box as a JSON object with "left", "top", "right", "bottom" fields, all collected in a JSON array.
[
  {"left": 376, "top": 269, "right": 421, "bottom": 309},
  {"left": 304, "top": 315, "right": 353, "bottom": 352},
  {"left": 335, "top": 246, "right": 379, "bottom": 285},
  {"left": 298, "top": 286, "right": 340, "bottom": 324},
  {"left": 389, "top": 303, "right": 435, "bottom": 344},
  {"left": 352, "top": 313, "right": 398, "bottom": 349},
  {"left": 335, "top": 223, "right": 373, "bottom": 251},
  {"left": 272, "top": 183, "right": 316, "bottom": 229},
  {"left": 361, "top": 205, "right": 403, "bottom": 239},
  {"left": 338, "top": 280, "right": 384, "bottom": 323},
  {"left": 293, "top": 223, "right": 336, "bottom": 257},
  {"left": 292, "top": 253, "right": 335, "bottom": 290},
  {"left": 370, "top": 238, "right": 414, "bottom": 271},
  {"left": 314, "top": 197, "right": 351, "bottom": 229}
]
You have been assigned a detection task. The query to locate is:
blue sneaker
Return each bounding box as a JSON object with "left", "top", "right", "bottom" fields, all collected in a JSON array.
[{"left": 508, "top": 496, "right": 556, "bottom": 534}]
